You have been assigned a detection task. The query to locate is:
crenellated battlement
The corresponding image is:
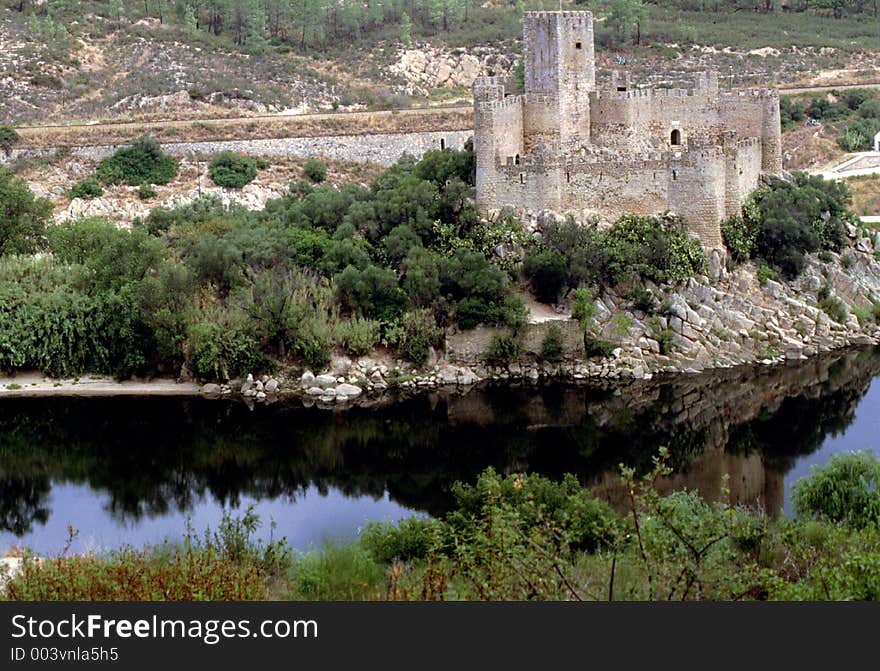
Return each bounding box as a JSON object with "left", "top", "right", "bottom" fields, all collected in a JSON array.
[{"left": 474, "top": 10, "right": 783, "bottom": 247}]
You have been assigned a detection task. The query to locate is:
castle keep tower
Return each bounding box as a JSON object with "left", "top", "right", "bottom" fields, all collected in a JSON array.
[
  {"left": 523, "top": 11, "right": 595, "bottom": 150},
  {"left": 472, "top": 10, "right": 784, "bottom": 246}
]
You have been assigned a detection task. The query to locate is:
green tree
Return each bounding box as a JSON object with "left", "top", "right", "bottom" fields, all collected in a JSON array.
[
  {"left": 0, "top": 169, "right": 52, "bottom": 256},
  {"left": 605, "top": 0, "right": 649, "bottom": 46},
  {"left": 399, "top": 10, "right": 412, "bottom": 45},
  {"left": 0, "top": 126, "right": 21, "bottom": 157}
]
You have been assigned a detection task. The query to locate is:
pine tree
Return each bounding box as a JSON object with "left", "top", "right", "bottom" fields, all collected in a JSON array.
[{"left": 399, "top": 10, "right": 412, "bottom": 46}]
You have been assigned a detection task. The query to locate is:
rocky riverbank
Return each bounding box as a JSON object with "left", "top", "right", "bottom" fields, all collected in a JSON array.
[{"left": 4, "top": 222, "right": 880, "bottom": 407}]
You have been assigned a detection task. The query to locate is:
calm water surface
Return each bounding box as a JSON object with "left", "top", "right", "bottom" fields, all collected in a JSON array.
[{"left": 2, "top": 347, "right": 880, "bottom": 554}]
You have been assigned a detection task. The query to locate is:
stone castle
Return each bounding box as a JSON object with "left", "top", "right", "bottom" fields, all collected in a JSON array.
[{"left": 473, "top": 10, "right": 784, "bottom": 247}]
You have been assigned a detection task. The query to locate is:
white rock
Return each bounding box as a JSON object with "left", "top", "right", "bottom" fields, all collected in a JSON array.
[
  {"left": 335, "top": 383, "right": 363, "bottom": 398},
  {"left": 315, "top": 374, "right": 337, "bottom": 389}
]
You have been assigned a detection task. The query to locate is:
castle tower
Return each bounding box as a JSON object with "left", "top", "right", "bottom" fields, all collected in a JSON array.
[{"left": 523, "top": 11, "right": 595, "bottom": 149}]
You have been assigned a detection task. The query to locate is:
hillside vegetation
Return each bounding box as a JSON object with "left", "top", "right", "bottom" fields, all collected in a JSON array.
[{"left": 1, "top": 1, "right": 878, "bottom": 125}]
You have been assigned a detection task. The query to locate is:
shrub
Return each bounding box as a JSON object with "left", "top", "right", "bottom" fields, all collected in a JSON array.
[
  {"left": 138, "top": 183, "right": 157, "bottom": 200},
  {"left": 0, "top": 168, "right": 53, "bottom": 255},
  {"left": 627, "top": 284, "right": 657, "bottom": 313},
  {"left": 571, "top": 287, "right": 596, "bottom": 331},
  {"left": 187, "top": 309, "right": 263, "bottom": 381},
  {"left": 735, "top": 174, "right": 853, "bottom": 278},
  {"left": 756, "top": 262, "right": 778, "bottom": 285},
  {"left": 721, "top": 214, "right": 756, "bottom": 262},
  {"left": 603, "top": 215, "right": 705, "bottom": 284},
  {"left": 303, "top": 158, "right": 328, "bottom": 183},
  {"left": 583, "top": 334, "right": 615, "bottom": 358},
  {"left": 396, "top": 308, "right": 442, "bottom": 365},
  {"left": 293, "top": 317, "right": 333, "bottom": 370},
  {"left": 448, "top": 470, "right": 619, "bottom": 554},
  {"left": 656, "top": 329, "right": 675, "bottom": 355},
  {"left": 335, "top": 317, "right": 381, "bottom": 356},
  {"left": 851, "top": 305, "right": 872, "bottom": 326},
  {"left": 609, "top": 313, "right": 633, "bottom": 339},
  {"left": 95, "top": 136, "right": 178, "bottom": 186},
  {"left": 361, "top": 517, "right": 439, "bottom": 564},
  {"left": 540, "top": 324, "right": 565, "bottom": 362},
  {"left": 334, "top": 264, "right": 406, "bottom": 322},
  {"left": 484, "top": 332, "right": 522, "bottom": 365},
  {"left": 858, "top": 99, "right": 880, "bottom": 119},
  {"left": 209, "top": 151, "right": 258, "bottom": 189},
  {"left": 69, "top": 178, "right": 103, "bottom": 200},
  {"left": 289, "top": 542, "right": 384, "bottom": 601},
  {"left": 0, "top": 125, "right": 20, "bottom": 156},
  {"left": 523, "top": 249, "right": 567, "bottom": 303},
  {"left": 792, "top": 452, "right": 880, "bottom": 530},
  {"left": 819, "top": 293, "right": 848, "bottom": 324}
]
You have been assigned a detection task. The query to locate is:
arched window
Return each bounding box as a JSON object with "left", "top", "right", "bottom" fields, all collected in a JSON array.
[
  {"left": 670, "top": 129, "right": 682, "bottom": 146},
  {"left": 514, "top": 154, "right": 521, "bottom": 165}
]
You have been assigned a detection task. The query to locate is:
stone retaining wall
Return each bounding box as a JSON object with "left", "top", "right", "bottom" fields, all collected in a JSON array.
[
  {"left": 4, "top": 130, "right": 474, "bottom": 167},
  {"left": 446, "top": 319, "right": 584, "bottom": 363}
]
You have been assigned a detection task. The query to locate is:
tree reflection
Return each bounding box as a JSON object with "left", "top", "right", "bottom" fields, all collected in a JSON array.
[{"left": 1, "top": 347, "right": 878, "bottom": 535}]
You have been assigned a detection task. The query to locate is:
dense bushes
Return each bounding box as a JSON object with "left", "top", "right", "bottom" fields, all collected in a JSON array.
[
  {"left": 0, "top": 146, "right": 531, "bottom": 380},
  {"left": 69, "top": 178, "right": 103, "bottom": 200},
  {"left": 523, "top": 249, "right": 567, "bottom": 303},
  {"left": 95, "top": 136, "right": 178, "bottom": 186},
  {"left": 7, "top": 453, "right": 880, "bottom": 602},
  {"left": 537, "top": 214, "right": 706, "bottom": 292},
  {"left": 209, "top": 151, "right": 258, "bottom": 189},
  {"left": 0, "top": 125, "right": 20, "bottom": 156},
  {"left": 722, "top": 173, "right": 854, "bottom": 278},
  {"left": 302, "top": 158, "right": 328, "bottom": 183},
  {"left": 0, "top": 168, "right": 52, "bottom": 256},
  {"left": 792, "top": 451, "right": 880, "bottom": 529}
]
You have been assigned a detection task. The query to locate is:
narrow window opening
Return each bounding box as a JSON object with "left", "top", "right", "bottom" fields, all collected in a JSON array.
[
  {"left": 670, "top": 129, "right": 682, "bottom": 146},
  {"left": 514, "top": 154, "right": 521, "bottom": 165},
  {"left": 520, "top": 173, "right": 525, "bottom": 184},
  {"left": 440, "top": 137, "right": 446, "bottom": 150},
  {"left": 565, "top": 171, "right": 571, "bottom": 183},
  {"left": 672, "top": 170, "right": 678, "bottom": 181},
  {"left": 575, "top": 42, "right": 582, "bottom": 50},
  {"left": 617, "top": 86, "right": 627, "bottom": 92}
]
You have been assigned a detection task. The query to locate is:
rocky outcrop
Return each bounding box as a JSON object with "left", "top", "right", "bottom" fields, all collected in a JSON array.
[
  {"left": 56, "top": 182, "right": 289, "bottom": 224},
  {"left": 389, "top": 45, "right": 515, "bottom": 97}
]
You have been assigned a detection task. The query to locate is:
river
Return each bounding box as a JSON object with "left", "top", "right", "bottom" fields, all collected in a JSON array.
[{"left": 2, "top": 347, "right": 879, "bottom": 556}]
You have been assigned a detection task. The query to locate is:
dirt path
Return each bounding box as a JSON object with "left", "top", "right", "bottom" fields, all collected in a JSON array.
[{"left": 0, "top": 372, "right": 201, "bottom": 397}]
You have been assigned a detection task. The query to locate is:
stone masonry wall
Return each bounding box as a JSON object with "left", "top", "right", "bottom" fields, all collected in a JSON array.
[{"left": 4, "top": 130, "right": 473, "bottom": 167}]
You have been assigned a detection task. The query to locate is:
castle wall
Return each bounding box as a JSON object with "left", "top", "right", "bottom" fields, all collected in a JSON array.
[
  {"left": 472, "top": 11, "right": 782, "bottom": 248},
  {"left": 669, "top": 147, "right": 726, "bottom": 246},
  {"left": 493, "top": 157, "right": 563, "bottom": 212},
  {"left": 474, "top": 91, "right": 524, "bottom": 211},
  {"left": 719, "top": 90, "right": 783, "bottom": 173},
  {"left": 590, "top": 88, "right": 723, "bottom": 151},
  {"left": 724, "top": 138, "right": 763, "bottom": 218},
  {"left": 563, "top": 159, "right": 669, "bottom": 218},
  {"left": 522, "top": 95, "right": 560, "bottom": 151}
]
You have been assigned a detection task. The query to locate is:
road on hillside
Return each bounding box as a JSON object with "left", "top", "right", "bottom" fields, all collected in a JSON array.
[{"left": 12, "top": 81, "right": 879, "bottom": 134}]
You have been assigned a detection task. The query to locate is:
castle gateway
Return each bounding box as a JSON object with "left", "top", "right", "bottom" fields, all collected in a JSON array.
[{"left": 473, "top": 10, "right": 784, "bottom": 247}]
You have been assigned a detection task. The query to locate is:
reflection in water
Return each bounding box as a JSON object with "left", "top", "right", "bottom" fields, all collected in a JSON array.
[{"left": 1, "top": 347, "right": 879, "bottom": 552}]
